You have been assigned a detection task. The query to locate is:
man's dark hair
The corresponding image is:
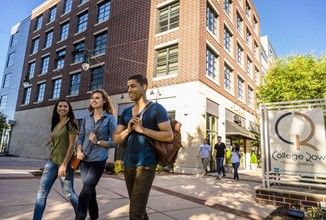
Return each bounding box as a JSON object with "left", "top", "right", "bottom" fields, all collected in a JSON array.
[
  {"left": 128, "top": 74, "right": 148, "bottom": 86},
  {"left": 217, "top": 136, "right": 222, "bottom": 138}
]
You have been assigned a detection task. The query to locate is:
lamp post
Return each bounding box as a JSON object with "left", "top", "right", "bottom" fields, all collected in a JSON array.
[{"left": 22, "top": 74, "right": 31, "bottom": 88}]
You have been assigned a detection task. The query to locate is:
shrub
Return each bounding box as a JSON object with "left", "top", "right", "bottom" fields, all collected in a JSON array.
[
  {"left": 225, "top": 149, "right": 232, "bottom": 164},
  {"left": 113, "top": 160, "right": 124, "bottom": 174},
  {"left": 250, "top": 152, "right": 258, "bottom": 164}
]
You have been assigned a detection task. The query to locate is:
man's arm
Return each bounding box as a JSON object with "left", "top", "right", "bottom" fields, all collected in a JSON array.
[{"left": 112, "top": 124, "right": 129, "bottom": 144}]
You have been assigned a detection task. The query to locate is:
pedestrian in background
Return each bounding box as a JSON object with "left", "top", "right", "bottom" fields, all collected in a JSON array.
[
  {"left": 33, "top": 99, "right": 79, "bottom": 220},
  {"left": 113, "top": 74, "right": 173, "bottom": 220},
  {"left": 231, "top": 143, "right": 241, "bottom": 182},
  {"left": 75, "top": 89, "right": 117, "bottom": 220},
  {"left": 214, "top": 136, "right": 226, "bottom": 179},
  {"left": 197, "top": 139, "right": 211, "bottom": 177}
]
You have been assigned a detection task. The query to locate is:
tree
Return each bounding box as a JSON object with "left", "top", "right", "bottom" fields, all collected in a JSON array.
[{"left": 257, "top": 54, "right": 326, "bottom": 103}]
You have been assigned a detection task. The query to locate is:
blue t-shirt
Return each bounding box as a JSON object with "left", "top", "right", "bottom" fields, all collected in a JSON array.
[{"left": 119, "top": 102, "right": 169, "bottom": 167}]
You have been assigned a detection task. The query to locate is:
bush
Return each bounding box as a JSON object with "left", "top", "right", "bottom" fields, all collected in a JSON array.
[
  {"left": 250, "top": 152, "right": 258, "bottom": 164},
  {"left": 225, "top": 149, "right": 232, "bottom": 164},
  {"left": 113, "top": 160, "right": 124, "bottom": 174}
]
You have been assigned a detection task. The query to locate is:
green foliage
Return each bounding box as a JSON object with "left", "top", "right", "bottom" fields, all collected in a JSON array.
[
  {"left": 156, "top": 164, "right": 163, "bottom": 172},
  {"left": 113, "top": 160, "right": 124, "bottom": 174},
  {"left": 257, "top": 54, "right": 326, "bottom": 104},
  {"left": 250, "top": 152, "right": 258, "bottom": 164},
  {"left": 225, "top": 148, "right": 232, "bottom": 164}
]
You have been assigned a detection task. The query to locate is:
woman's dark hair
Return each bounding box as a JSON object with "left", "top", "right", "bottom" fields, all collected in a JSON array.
[
  {"left": 87, "top": 89, "right": 115, "bottom": 115},
  {"left": 233, "top": 143, "right": 240, "bottom": 152},
  {"left": 51, "top": 99, "right": 78, "bottom": 132}
]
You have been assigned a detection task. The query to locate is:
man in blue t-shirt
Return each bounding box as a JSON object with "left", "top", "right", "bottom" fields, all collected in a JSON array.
[
  {"left": 197, "top": 139, "right": 211, "bottom": 177},
  {"left": 113, "top": 74, "right": 173, "bottom": 220}
]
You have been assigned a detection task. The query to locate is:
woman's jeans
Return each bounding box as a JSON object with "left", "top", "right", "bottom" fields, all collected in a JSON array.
[
  {"left": 75, "top": 159, "right": 106, "bottom": 220},
  {"left": 124, "top": 165, "right": 156, "bottom": 220},
  {"left": 33, "top": 160, "right": 78, "bottom": 220},
  {"left": 232, "top": 162, "right": 240, "bottom": 180}
]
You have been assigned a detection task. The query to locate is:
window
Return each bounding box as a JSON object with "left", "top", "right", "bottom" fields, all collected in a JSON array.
[
  {"left": 237, "top": 77, "right": 244, "bottom": 101},
  {"left": 10, "top": 32, "right": 19, "bottom": 47},
  {"left": 44, "top": 31, "right": 53, "bottom": 48},
  {"left": 97, "top": 1, "right": 110, "bottom": 23},
  {"left": 23, "top": 87, "right": 32, "bottom": 105},
  {"left": 77, "top": 12, "right": 88, "bottom": 33},
  {"left": 246, "top": 0, "right": 251, "bottom": 18},
  {"left": 41, "top": 56, "right": 50, "bottom": 74},
  {"left": 253, "top": 15, "right": 258, "bottom": 33},
  {"left": 224, "top": 27, "right": 233, "bottom": 53},
  {"left": 52, "top": 78, "right": 62, "bottom": 99},
  {"left": 237, "top": 43, "right": 243, "bottom": 66},
  {"left": 60, "top": 22, "right": 69, "bottom": 41},
  {"left": 246, "top": 27, "right": 251, "bottom": 46},
  {"left": 224, "top": 64, "right": 233, "bottom": 91},
  {"left": 73, "top": 41, "right": 85, "bottom": 63},
  {"left": 255, "top": 66, "right": 260, "bottom": 85},
  {"left": 94, "top": 32, "right": 107, "bottom": 55},
  {"left": 90, "top": 67, "right": 104, "bottom": 90},
  {"left": 156, "top": 45, "right": 178, "bottom": 77},
  {"left": 3, "top": 73, "right": 11, "bottom": 88},
  {"left": 248, "top": 86, "right": 254, "bottom": 107},
  {"left": 206, "top": 5, "right": 218, "bottom": 36},
  {"left": 224, "top": 0, "right": 232, "bottom": 17},
  {"left": 80, "top": 0, "right": 88, "bottom": 4},
  {"left": 63, "top": 0, "right": 72, "bottom": 14},
  {"left": 48, "top": 6, "right": 57, "bottom": 23},
  {"left": 206, "top": 47, "right": 218, "bottom": 80},
  {"left": 236, "top": 11, "right": 243, "bottom": 34},
  {"left": 254, "top": 41, "right": 259, "bottom": 58},
  {"left": 7, "top": 52, "right": 15, "bottom": 67},
  {"left": 36, "top": 83, "right": 46, "bottom": 102},
  {"left": 56, "top": 49, "right": 66, "bottom": 69},
  {"left": 247, "top": 56, "right": 252, "bottom": 76},
  {"left": 69, "top": 73, "right": 81, "bottom": 95},
  {"left": 31, "top": 38, "right": 39, "bottom": 54},
  {"left": 28, "top": 62, "right": 36, "bottom": 79},
  {"left": 158, "top": 2, "right": 179, "bottom": 33},
  {"left": 34, "top": 15, "right": 43, "bottom": 31},
  {"left": 0, "top": 95, "right": 7, "bottom": 110}
]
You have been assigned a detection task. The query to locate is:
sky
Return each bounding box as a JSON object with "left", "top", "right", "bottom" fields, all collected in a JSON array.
[{"left": 0, "top": 0, "right": 325, "bottom": 76}]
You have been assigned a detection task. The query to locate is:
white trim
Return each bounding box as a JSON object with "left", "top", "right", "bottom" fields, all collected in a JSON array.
[
  {"left": 223, "top": 22, "right": 234, "bottom": 35},
  {"left": 45, "top": 27, "right": 54, "bottom": 33},
  {"left": 37, "top": 80, "right": 46, "bottom": 85},
  {"left": 224, "top": 58, "right": 234, "bottom": 70},
  {"left": 60, "top": 18, "right": 70, "bottom": 24},
  {"left": 93, "top": 27, "right": 108, "bottom": 36},
  {"left": 69, "top": 69, "right": 82, "bottom": 75},
  {"left": 52, "top": 75, "right": 62, "bottom": 80},
  {"left": 207, "top": 0, "right": 219, "bottom": 15},
  {"left": 154, "top": 39, "right": 179, "bottom": 50},
  {"left": 157, "top": 0, "right": 179, "bottom": 9},
  {"left": 90, "top": 62, "right": 105, "bottom": 69},
  {"left": 56, "top": 45, "right": 67, "bottom": 51},
  {"left": 28, "top": 59, "right": 36, "bottom": 63},
  {"left": 155, "top": 27, "right": 179, "bottom": 37},
  {"left": 32, "top": 34, "right": 40, "bottom": 40},
  {"left": 153, "top": 73, "right": 177, "bottom": 81},
  {"left": 41, "top": 53, "right": 50, "bottom": 58},
  {"left": 206, "top": 40, "right": 220, "bottom": 56},
  {"left": 77, "top": 7, "right": 89, "bottom": 15},
  {"left": 73, "top": 37, "right": 86, "bottom": 44}
]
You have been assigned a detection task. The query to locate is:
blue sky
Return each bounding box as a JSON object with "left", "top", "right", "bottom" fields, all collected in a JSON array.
[{"left": 0, "top": 0, "right": 325, "bottom": 75}]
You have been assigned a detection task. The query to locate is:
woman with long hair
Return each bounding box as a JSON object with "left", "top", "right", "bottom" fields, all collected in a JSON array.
[
  {"left": 231, "top": 143, "right": 241, "bottom": 182},
  {"left": 75, "top": 89, "right": 117, "bottom": 220},
  {"left": 33, "top": 99, "right": 79, "bottom": 220}
]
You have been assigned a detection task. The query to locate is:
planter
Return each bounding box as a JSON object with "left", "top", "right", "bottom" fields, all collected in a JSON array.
[
  {"left": 225, "top": 164, "right": 233, "bottom": 173},
  {"left": 250, "top": 163, "right": 258, "bottom": 171},
  {"left": 288, "top": 208, "right": 304, "bottom": 219}
]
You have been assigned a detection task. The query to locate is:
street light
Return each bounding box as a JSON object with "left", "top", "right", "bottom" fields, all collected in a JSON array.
[
  {"left": 150, "top": 85, "right": 161, "bottom": 102},
  {"left": 22, "top": 74, "right": 31, "bottom": 88},
  {"left": 81, "top": 52, "right": 91, "bottom": 71}
]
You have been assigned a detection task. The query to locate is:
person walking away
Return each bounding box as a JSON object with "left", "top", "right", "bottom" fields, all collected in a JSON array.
[
  {"left": 214, "top": 136, "right": 226, "bottom": 179},
  {"left": 33, "top": 99, "right": 79, "bottom": 220},
  {"left": 75, "top": 89, "right": 117, "bottom": 220},
  {"left": 113, "top": 74, "right": 173, "bottom": 220},
  {"left": 197, "top": 139, "right": 211, "bottom": 177},
  {"left": 231, "top": 143, "right": 241, "bottom": 182}
]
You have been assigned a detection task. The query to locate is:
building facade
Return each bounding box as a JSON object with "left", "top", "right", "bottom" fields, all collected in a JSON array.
[{"left": 9, "top": 0, "right": 262, "bottom": 173}]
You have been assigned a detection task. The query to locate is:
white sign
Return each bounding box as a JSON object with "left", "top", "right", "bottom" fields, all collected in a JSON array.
[{"left": 268, "top": 108, "right": 326, "bottom": 177}]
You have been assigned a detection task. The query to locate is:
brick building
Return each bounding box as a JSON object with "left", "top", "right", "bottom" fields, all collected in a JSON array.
[{"left": 9, "top": 0, "right": 262, "bottom": 173}]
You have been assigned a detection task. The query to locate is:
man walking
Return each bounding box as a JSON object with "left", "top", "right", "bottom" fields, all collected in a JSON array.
[
  {"left": 214, "top": 136, "right": 226, "bottom": 179},
  {"left": 197, "top": 139, "right": 211, "bottom": 177},
  {"left": 113, "top": 74, "right": 173, "bottom": 220}
]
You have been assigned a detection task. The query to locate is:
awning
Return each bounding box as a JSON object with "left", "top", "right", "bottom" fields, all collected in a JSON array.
[{"left": 226, "top": 121, "right": 256, "bottom": 140}]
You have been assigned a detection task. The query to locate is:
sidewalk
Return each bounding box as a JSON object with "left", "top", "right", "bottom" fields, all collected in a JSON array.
[{"left": 0, "top": 156, "right": 276, "bottom": 220}]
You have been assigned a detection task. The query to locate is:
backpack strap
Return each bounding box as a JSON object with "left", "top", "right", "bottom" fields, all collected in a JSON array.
[{"left": 139, "top": 101, "right": 154, "bottom": 118}]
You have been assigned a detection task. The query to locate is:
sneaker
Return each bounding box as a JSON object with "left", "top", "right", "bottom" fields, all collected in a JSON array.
[
  {"left": 216, "top": 175, "right": 221, "bottom": 179},
  {"left": 223, "top": 174, "right": 226, "bottom": 178},
  {"left": 232, "top": 180, "right": 236, "bottom": 182}
]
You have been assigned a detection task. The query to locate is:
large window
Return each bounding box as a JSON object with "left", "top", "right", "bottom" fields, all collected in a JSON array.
[
  {"left": 224, "top": 27, "right": 233, "bottom": 53},
  {"left": 31, "top": 38, "right": 39, "bottom": 54},
  {"left": 36, "top": 83, "right": 46, "bottom": 102},
  {"left": 90, "top": 67, "right": 104, "bottom": 90},
  {"left": 206, "top": 5, "right": 218, "bottom": 36},
  {"left": 97, "top": 0, "right": 110, "bottom": 23},
  {"left": 80, "top": 0, "right": 88, "bottom": 4},
  {"left": 73, "top": 41, "right": 85, "bottom": 63},
  {"left": 7, "top": 52, "right": 15, "bottom": 67},
  {"left": 246, "top": 27, "right": 252, "bottom": 46},
  {"left": 23, "top": 87, "right": 32, "bottom": 105},
  {"left": 77, "top": 12, "right": 88, "bottom": 33},
  {"left": 28, "top": 62, "right": 36, "bottom": 79},
  {"left": 247, "top": 56, "right": 252, "bottom": 77},
  {"left": 44, "top": 31, "right": 53, "bottom": 48},
  {"left": 48, "top": 6, "right": 57, "bottom": 23},
  {"left": 0, "top": 95, "right": 7, "bottom": 110},
  {"left": 224, "top": 64, "right": 233, "bottom": 91},
  {"left": 206, "top": 47, "right": 218, "bottom": 81},
  {"left": 248, "top": 86, "right": 254, "bottom": 107},
  {"left": 69, "top": 73, "right": 81, "bottom": 95},
  {"left": 156, "top": 45, "right": 178, "bottom": 77},
  {"left": 10, "top": 32, "right": 19, "bottom": 47},
  {"left": 246, "top": 0, "right": 251, "bottom": 18},
  {"left": 94, "top": 32, "right": 107, "bottom": 55},
  {"left": 41, "top": 56, "right": 50, "bottom": 74},
  {"left": 56, "top": 49, "right": 65, "bottom": 69},
  {"left": 237, "top": 77, "right": 244, "bottom": 101},
  {"left": 237, "top": 43, "right": 243, "bottom": 66},
  {"left": 224, "top": 0, "right": 232, "bottom": 17},
  {"left": 158, "top": 2, "right": 179, "bottom": 33},
  {"left": 60, "top": 22, "right": 69, "bottom": 41},
  {"left": 34, "top": 15, "right": 43, "bottom": 31},
  {"left": 52, "top": 78, "right": 62, "bottom": 99},
  {"left": 254, "top": 41, "right": 259, "bottom": 58},
  {"left": 2, "top": 73, "right": 11, "bottom": 88},
  {"left": 236, "top": 11, "right": 243, "bottom": 34},
  {"left": 63, "top": 0, "right": 72, "bottom": 14}
]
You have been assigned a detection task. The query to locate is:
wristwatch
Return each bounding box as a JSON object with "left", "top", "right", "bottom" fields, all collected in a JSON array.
[{"left": 96, "top": 140, "right": 101, "bottom": 145}]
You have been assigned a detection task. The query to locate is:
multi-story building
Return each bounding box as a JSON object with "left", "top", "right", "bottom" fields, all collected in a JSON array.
[
  {"left": 9, "top": 0, "right": 262, "bottom": 173},
  {"left": 261, "top": 35, "right": 277, "bottom": 76}
]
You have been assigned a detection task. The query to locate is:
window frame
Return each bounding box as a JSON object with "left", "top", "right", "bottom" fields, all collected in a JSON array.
[{"left": 157, "top": 2, "right": 180, "bottom": 33}]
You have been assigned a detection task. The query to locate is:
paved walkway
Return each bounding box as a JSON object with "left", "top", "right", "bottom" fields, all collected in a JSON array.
[{"left": 0, "top": 156, "right": 276, "bottom": 220}]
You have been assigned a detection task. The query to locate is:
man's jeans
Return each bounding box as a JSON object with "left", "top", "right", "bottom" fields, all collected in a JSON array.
[
  {"left": 124, "top": 165, "right": 156, "bottom": 220},
  {"left": 216, "top": 157, "right": 225, "bottom": 176},
  {"left": 76, "top": 159, "right": 106, "bottom": 220},
  {"left": 201, "top": 158, "right": 209, "bottom": 175},
  {"left": 33, "top": 160, "right": 78, "bottom": 220}
]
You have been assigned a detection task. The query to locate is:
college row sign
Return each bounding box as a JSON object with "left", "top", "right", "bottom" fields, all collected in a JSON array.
[{"left": 268, "top": 108, "right": 326, "bottom": 177}]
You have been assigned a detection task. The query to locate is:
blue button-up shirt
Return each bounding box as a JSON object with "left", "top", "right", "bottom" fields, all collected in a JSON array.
[{"left": 77, "top": 111, "right": 117, "bottom": 162}]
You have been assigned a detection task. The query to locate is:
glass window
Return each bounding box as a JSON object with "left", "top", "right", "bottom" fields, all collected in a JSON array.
[
  {"left": 206, "top": 48, "right": 218, "bottom": 80},
  {"left": 23, "top": 87, "right": 32, "bottom": 105},
  {"left": 0, "top": 95, "right": 7, "bottom": 110},
  {"left": 248, "top": 86, "right": 254, "bottom": 107},
  {"left": 60, "top": 22, "right": 69, "bottom": 41},
  {"left": 156, "top": 45, "right": 178, "bottom": 77},
  {"left": 77, "top": 12, "right": 88, "bottom": 33},
  {"left": 10, "top": 32, "right": 19, "bottom": 47},
  {"left": 31, "top": 38, "right": 39, "bottom": 54},
  {"left": 236, "top": 11, "right": 243, "bottom": 33},
  {"left": 246, "top": 28, "right": 252, "bottom": 46},
  {"left": 52, "top": 78, "right": 62, "bottom": 99},
  {"left": 36, "top": 83, "right": 46, "bottom": 102},
  {"left": 206, "top": 5, "right": 218, "bottom": 36},
  {"left": 69, "top": 73, "right": 81, "bottom": 95},
  {"left": 224, "top": 64, "right": 232, "bottom": 91},
  {"left": 158, "top": 2, "right": 179, "bottom": 33},
  {"left": 97, "top": 1, "right": 110, "bottom": 23},
  {"left": 7, "top": 52, "right": 15, "bottom": 67},
  {"left": 94, "top": 32, "right": 107, "bottom": 55},
  {"left": 28, "top": 62, "right": 36, "bottom": 79},
  {"left": 90, "top": 67, "right": 104, "bottom": 91},
  {"left": 224, "top": 27, "right": 232, "bottom": 53},
  {"left": 246, "top": 0, "right": 251, "bottom": 18},
  {"left": 56, "top": 49, "right": 66, "bottom": 69},
  {"left": 34, "top": 15, "right": 43, "bottom": 31},
  {"left": 80, "top": 0, "right": 88, "bottom": 4},
  {"left": 247, "top": 56, "right": 252, "bottom": 76},
  {"left": 237, "top": 77, "right": 244, "bottom": 101},
  {"left": 63, "top": 0, "right": 72, "bottom": 14},
  {"left": 237, "top": 43, "right": 243, "bottom": 66},
  {"left": 3, "top": 73, "right": 11, "bottom": 88},
  {"left": 41, "top": 56, "right": 50, "bottom": 74},
  {"left": 255, "top": 67, "right": 260, "bottom": 85},
  {"left": 73, "top": 41, "right": 85, "bottom": 63},
  {"left": 48, "top": 6, "right": 57, "bottom": 23},
  {"left": 44, "top": 31, "right": 53, "bottom": 48},
  {"left": 224, "top": 0, "right": 232, "bottom": 17},
  {"left": 254, "top": 41, "right": 259, "bottom": 58}
]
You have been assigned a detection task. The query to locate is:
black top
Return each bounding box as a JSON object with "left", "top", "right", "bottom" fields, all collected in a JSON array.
[{"left": 214, "top": 142, "right": 226, "bottom": 157}]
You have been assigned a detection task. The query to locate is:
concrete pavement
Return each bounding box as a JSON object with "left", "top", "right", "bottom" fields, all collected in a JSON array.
[{"left": 0, "top": 156, "right": 276, "bottom": 220}]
